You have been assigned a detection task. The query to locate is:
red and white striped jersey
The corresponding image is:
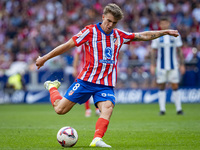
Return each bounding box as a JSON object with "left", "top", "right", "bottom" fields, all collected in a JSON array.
[
  {"left": 151, "top": 34, "right": 183, "bottom": 70},
  {"left": 72, "top": 23, "right": 135, "bottom": 87}
]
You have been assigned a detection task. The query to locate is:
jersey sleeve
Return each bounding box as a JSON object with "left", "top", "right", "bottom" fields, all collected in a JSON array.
[
  {"left": 72, "top": 27, "right": 91, "bottom": 47},
  {"left": 175, "top": 34, "right": 183, "bottom": 47},
  {"left": 151, "top": 39, "right": 158, "bottom": 49},
  {"left": 116, "top": 29, "right": 135, "bottom": 44}
]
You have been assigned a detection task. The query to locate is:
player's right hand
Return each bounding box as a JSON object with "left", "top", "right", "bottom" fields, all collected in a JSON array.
[
  {"left": 36, "top": 56, "right": 45, "bottom": 69},
  {"left": 166, "top": 30, "right": 179, "bottom": 37}
]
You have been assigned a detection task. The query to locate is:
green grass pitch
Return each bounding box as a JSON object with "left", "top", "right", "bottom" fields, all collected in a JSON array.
[{"left": 0, "top": 103, "right": 200, "bottom": 150}]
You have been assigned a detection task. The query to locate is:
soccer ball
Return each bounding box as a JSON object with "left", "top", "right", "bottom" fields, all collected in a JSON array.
[{"left": 57, "top": 126, "right": 78, "bottom": 147}]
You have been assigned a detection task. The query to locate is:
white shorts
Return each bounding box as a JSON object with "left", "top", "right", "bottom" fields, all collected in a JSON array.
[{"left": 156, "top": 68, "right": 180, "bottom": 84}]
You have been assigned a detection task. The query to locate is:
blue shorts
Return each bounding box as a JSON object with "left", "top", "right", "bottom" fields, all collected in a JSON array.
[{"left": 64, "top": 79, "right": 115, "bottom": 107}]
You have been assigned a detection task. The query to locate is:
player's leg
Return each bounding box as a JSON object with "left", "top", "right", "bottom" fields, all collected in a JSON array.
[
  {"left": 169, "top": 69, "right": 183, "bottom": 115},
  {"left": 171, "top": 83, "right": 183, "bottom": 115},
  {"left": 94, "top": 101, "right": 114, "bottom": 140},
  {"left": 53, "top": 98, "right": 76, "bottom": 114},
  {"left": 89, "top": 101, "right": 113, "bottom": 148},
  {"left": 89, "top": 86, "right": 115, "bottom": 148},
  {"left": 156, "top": 69, "right": 167, "bottom": 115},
  {"left": 85, "top": 100, "right": 91, "bottom": 117},
  {"left": 97, "top": 101, "right": 114, "bottom": 120},
  {"left": 44, "top": 80, "right": 76, "bottom": 114},
  {"left": 158, "top": 83, "right": 166, "bottom": 115}
]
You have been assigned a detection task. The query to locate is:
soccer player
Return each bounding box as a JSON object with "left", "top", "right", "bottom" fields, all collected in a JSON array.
[
  {"left": 36, "top": 3, "right": 180, "bottom": 147},
  {"left": 150, "top": 17, "right": 185, "bottom": 115},
  {"left": 72, "top": 45, "right": 100, "bottom": 117}
]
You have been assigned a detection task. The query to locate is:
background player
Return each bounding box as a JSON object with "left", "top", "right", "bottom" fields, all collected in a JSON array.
[
  {"left": 150, "top": 17, "right": 185, "bottom": 115},
  {"left": 72, "top": 45, "right": 100, "bottom": 117},
  {"left": 36, "top": 3, "right": 180, "bottom": 147}
]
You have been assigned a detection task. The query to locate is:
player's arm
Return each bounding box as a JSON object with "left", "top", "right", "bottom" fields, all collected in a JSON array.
[
  {"left": 72, "top": 52, "right": 80, "bottom": 77},
  {"left": 177, "top": 47, "right": 186, "bottom": 75},
  {"left": 150, "top": 48, "right": 157, "bottom": 75},
  {"left": 133, "top": 30, "right": 179, "bottom": 41},
  {"left": 36, "top": 38, "right": 76, "bottom": 69}
]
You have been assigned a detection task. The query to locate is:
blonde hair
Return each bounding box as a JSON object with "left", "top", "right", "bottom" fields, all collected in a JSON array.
[{"left": 103, "top": 3, "right": 124, "bottom": 20}]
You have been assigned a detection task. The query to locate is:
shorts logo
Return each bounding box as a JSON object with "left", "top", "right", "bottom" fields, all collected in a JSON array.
[
  {"left": 101, "top": 93, "right": 115, "bottom": 98},
  {"left": 68, "top": 90, "right": 74, "bottom": 96},
  {"left": 108, "top": 93, "right": 115, "bottom": 97},
  {"left": 101, "top": 93, "right": 106, "bottom": 97}
]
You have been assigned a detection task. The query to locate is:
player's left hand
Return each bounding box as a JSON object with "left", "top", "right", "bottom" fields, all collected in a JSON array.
[{"left": 166, "top": 30, "right": 179, "bottom": 37}]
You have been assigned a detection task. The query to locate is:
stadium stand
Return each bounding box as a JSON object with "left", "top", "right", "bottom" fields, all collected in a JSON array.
[{"left": 0, "top": 0, "right": 199, "bottom": 90}]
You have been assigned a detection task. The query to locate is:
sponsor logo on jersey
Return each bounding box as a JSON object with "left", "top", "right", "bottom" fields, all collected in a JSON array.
[
  {"left": 99, "top": 59, "right": 115, "bottom": 64},
  {"left": 99, "top": 47, "right": 114, "bottom": 64},
  {"left": 105, "top": 47, "right": 112, "bottom": 59}
]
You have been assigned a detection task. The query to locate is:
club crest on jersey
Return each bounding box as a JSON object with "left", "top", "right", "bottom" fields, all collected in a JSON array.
[{"left": 114, "top": 38, "right": 118, "bottom": 45}]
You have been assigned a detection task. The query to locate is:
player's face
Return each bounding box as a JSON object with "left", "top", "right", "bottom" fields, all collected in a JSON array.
[
  {"left": 101, "top": 13, "right": 118, "bottom": 34},
  {"left": 159, "top": 20, "right": 170, "bottom": 30}
]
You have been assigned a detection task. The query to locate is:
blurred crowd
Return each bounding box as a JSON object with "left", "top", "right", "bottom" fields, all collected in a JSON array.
[{"left": 0, "top": 0, "right": 200, "bottom": 89}]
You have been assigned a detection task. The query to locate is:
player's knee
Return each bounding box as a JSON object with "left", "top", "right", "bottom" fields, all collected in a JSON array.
[
  {"left": 103, "top": 103, "right": 113, "bottom": 115},
  {"left": 55, "top": 109, "right": 64, "bottom": 115},
  {"left": 172, "top": 85, "right": 179, "bottom": 90},
  {"left": 107, "top": 106, "right": 113, "bottom": 115},
  {"left": 172, "top": 87, "right": 178, "bottom": 91},
  {"left": 55, "top": 107, "right": 68, "bottom": 115},
  {"left": 158, "top": 83, "right": 165, "bottom": 90}
]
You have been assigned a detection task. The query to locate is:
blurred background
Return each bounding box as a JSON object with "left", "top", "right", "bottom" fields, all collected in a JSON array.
[{"left": 0, "top": 0, "right": 200, "bottom": 104}]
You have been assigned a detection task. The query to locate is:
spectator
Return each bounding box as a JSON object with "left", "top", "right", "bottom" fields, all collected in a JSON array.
[{"left": 0, "top": 0, "right": 199, "bottom": 89}]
